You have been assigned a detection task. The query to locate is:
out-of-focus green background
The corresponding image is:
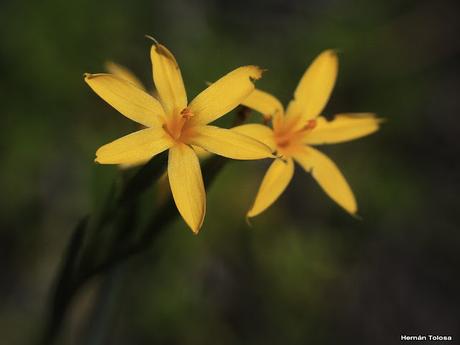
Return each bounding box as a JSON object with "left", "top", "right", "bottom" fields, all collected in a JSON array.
[{"left": 1, "top": 0, "right": 459, "bottom": 344}]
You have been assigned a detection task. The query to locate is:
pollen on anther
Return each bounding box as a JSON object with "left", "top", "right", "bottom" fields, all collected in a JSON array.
[
  {"left": 305, "top": 119, "right": 317, "bottom": 130},
  {"left": 180, "top": 108, "right": 194, "bottom": 119}
]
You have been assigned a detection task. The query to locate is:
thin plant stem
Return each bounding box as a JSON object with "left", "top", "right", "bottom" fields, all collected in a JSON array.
[
  {"left": 80, "top": 265, "right": 126, "bottom": 345},
  {"left": 38, "top": 107, "right": 251, "bottom": 345}
]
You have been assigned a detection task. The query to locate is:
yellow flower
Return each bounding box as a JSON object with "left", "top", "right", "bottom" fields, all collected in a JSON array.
[
  {"left": 85, "top": 42, "right": 273, "bottom": 233},
  {"left": 104, "top": 61, "right": 211, "bottom": 166},
  {"left": 234, "top": 50, "right": 382, "bottom": 217}
]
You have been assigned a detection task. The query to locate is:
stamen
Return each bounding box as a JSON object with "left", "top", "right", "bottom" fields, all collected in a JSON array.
[
  {"left": 304, "top": 119, "right": 317, "bottom": 130},
  {"left": 263, "top": 115, "right": 271, "bottom": 125},
  {"left": 180, "top": 108, "right": 194, "bottom": 119}
]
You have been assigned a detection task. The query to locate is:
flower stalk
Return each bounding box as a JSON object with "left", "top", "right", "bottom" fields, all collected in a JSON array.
[{"left": 38, "top": 107, "right": 250, "bottom": 345}]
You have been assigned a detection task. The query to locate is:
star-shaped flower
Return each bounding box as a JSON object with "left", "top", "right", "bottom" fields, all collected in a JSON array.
[
  {"left": 104, "top": 61, "right": 211, "bottom": 164},
  {"left": 85, "top": 41, "right": 272, "bottom": 232},
  {"left": 233, "top": 50, "right": 382, "bottom": 217}
]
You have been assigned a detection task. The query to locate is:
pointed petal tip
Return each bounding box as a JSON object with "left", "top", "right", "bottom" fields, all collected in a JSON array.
[
  {"left": 190, "top": 226, "right": 200, "bottom": 235},
  {"left": 246, "top": 210, "right": 256, "bottom": 219},
  {"left": 371, "top": 115, "right": 386, "bottom": 128},
  {"left": 94, "top": 152, "right": 106, "bottom": 164},
  {"left": 248, "top": 65, "right": 264, "bottom": 82},
  {"left": 247, "top": 208, "right": 264, "bottom": 219},
  {"left": 145, "top": 34, "right": 160, "bottom": 45},
  {"left": 245, "top": 215, "right": 253, "bottom": 227},
  {"left": 349, "top": 113, "right": 386, "bottom": 125},
  {"left": 341, "top": 197, "right": 358, "bottom": 217},
  {"left": 187, "top": 213, "right": 205, "bottom": 234},
  {"left": 84, "top": 73, "right": 110, "bottom": 81},
  {"left": 350, "top": 211, "right": 362, "bottom": 221},
  {"left": 246, "top": 205, "right": 262, "bottom": 219},
  {"left": 325, "top": 48, "right": 340, "bottom": 56}
]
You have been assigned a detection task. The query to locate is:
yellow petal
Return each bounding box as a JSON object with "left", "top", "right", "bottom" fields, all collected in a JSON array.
[
  {"left": 95, "top": 127, "right": 173, "bottom": 164},
  {"left": 232, "top": 123, "right": 276, "bottom": 150},
  {"left": 242, "top": 88, "right": 284, "bottom": 120},
  {"left": 286, "top": 50, "right": 338, "bottom": 128},
  {"left": 168, "top": 143, "right": 205, "bottom": 233},
  {"left": 190, "top": 125, "right": 273, "bottom": 160},
  {"left": 105, "top": 61, "right": 145, "bottom": 90},
  {"left": 293, "top": 146, "right": 357, "bottom": 214},
  {"left": 191, "top": 145, "right": 212, "bottom": 159},
  {"left": 304, "top": 113, "right": 381, "bottom": 145},
  {"left": 189, "top": 66, "right": 263, "bottom": 125},
  {"left": 247, "top": 158, "right": 294, "bottom": 218},
  {"left": 119, "top": 159, "right": 149, "bottom": 170},
  {"left": 150, "top": 43, "right": 187, "bottom": 114},
  {"left": 85, "top": 73, "right": 165, "bottom": 127}
]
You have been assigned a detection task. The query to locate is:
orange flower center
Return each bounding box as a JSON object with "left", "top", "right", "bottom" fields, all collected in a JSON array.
[
  {"left": 273, "top": 119, "right": 317, "bottom": 156},
  {"left": 164, "top": 107, "right": 195, "bottom": 142}
]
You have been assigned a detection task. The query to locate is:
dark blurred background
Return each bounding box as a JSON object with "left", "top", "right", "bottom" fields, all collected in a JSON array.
[{"left": 1, "top": 0, "right": 459, "bottom": 344}]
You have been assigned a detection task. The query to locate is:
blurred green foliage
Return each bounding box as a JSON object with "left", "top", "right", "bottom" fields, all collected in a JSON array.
[{"left": 1, "top": 0, "right": 459, "bottom": 344}]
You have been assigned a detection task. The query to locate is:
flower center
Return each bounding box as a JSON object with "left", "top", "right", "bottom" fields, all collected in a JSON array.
[
  {"left": 275, "top": 134, "right": 291, "bottom": 148},
  {"left": 273, "top": 119, "right": 317, "bottom": 156},
  {"left": 164, "top": 107, "right": 195, "bottom": 142}
]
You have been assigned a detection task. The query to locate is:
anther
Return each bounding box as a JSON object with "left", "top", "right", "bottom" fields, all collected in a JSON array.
[
  {"left": 180, "top": 108, "right": 194, "bottom": 119},
  {"left": 263, "top": 115, "right": 272, "bottom": 125},
  {"left": 305, "top": 119, "right": 317, "bottom": 130}
]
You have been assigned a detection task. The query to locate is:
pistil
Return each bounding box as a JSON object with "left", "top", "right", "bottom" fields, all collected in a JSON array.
[{"left": 164, "top": 108, "right": 195, "bottom": 141}]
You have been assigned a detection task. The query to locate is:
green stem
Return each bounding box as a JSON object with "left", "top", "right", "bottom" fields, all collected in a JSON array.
[
  {"left": 75, "top": 154, "right": 228, "bottom": 286},
  {"left": 80, "top": 266, "right": 126, "bottom": 345},
  {"left": 38, "top": 152, "right": 168, "bottom": 345},
  {"left": 39, "top": 107, "right": 251, "bottom": 345}
]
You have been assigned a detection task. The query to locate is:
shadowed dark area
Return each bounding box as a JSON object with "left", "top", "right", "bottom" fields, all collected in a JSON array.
[{"left": 0, "top": 0, "right": 459, "bottom": 344}]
